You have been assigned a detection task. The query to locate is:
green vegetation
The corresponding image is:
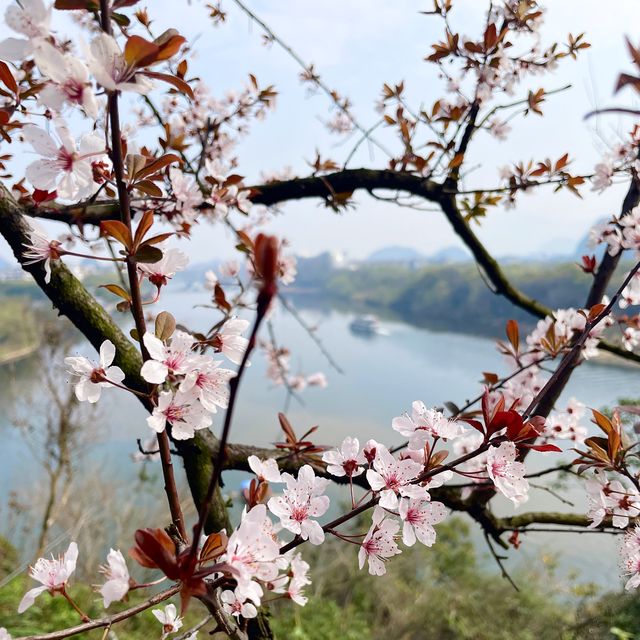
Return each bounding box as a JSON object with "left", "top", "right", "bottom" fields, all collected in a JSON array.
[
  {"left": 271, "top": 519, "right": 640, "bottom": 640},
  {"left": 322, "top": 261, "right": 592, "bottom": 335}
]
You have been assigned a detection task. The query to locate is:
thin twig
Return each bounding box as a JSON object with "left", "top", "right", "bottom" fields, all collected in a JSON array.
[
  {"left": 14, "top": 586, "right": 180, "bottom": 640},
  {"left": 483, "top": 531, "right": 519, "bottom": 591}
]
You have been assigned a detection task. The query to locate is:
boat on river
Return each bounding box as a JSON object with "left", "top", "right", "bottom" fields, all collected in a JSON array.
[{"left": 349, "top": 314, "right": 381, "bottom": 335}]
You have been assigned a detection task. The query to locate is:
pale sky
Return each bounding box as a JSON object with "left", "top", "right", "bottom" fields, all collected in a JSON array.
[{"left": 1, "top": 0, "right": 640, "bottom": 263}]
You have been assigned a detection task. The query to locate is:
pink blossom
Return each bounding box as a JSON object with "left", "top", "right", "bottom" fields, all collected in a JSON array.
[
  {"left": 64, "top": 340, "right": 125, "bottom": 403},
  {"left": 140, "top": 330, "right": 197, "bottom": 384},
  {"left": 138, "top": 247, "right": 189, "bottom": 290},
  {"left": 358, "top": 507, "right": 401, "bottom": 576},
  {"left": 623, "top": 327, "right": 640, "bottom": 351},
  {"left": 326, "top": 112, "right": 353, "bottom": 134},
  {"left": 220, "top": 260, "right": 240, "bottom": 279},
  {"left": 620, "top": 273, "right": 640, "bottom": 309},
  {"left": 152, "top": 604, "right": 183, "bottom": 637},
  {"left": 18, "top": 542, "right": 78, "bottom": 613},
  {"left": 268, "top": 465, "right": 330, "bottom": 545},
  {"left": 99, "top": 549, "right": 130, "bottom": 608},
  {"left": 392, "top": 401, "right": 466, "bottom": 449},
  {"left": 169, "top": 168, "right": 203, "bottom": 222},
  {"left": 248, "top": 456, "right": 283, "bottom": 483},
  {"left": 34, "top": 42, "right": 98, "bottom": 118},
  {"left": 179, "top": 358, "right": 235, "bottom": 413},
  {"left": 147, "top": 389, "right": 212, "bottom": 440},
  {"left": 87, "top": 34, "right": 153, "bottom": 94},
  {"left": 22, "top": 222, "right": 62, "bottom": 284},
  {"left": 306, "top": 372, "right": 328, "bottom": 388},
  {"left": 204, "top": 270, "right": 218, "bottom": 291},
  {"left": 0, "top": 628, "right": 11, "bottom": 640},
  {"left": 270, "top": 552, "right": 311, "bottom": 606},
  {"left": 488, "top": 118, "right": 511, "bottom": 141},
  {"left": 322, "top": 436, "right": 366, "bottom": 477},
  {"left": 23, "top": 122, "right": 106, "bottom": 200},
  {"left": 486, "top": 442, "right": 529, "bottom": 507},
  {"left": 222, "top": 504, "right": 280, "bottom": 586},
  {"left": 278, "top": 255, "right": 297, "bottom": 285},
  {"left": 204, "top": 158, "right": 228, "bottom": 184},
  {"left": 621, "top": 526, "right": 640, "bottom": 590},
  {"left": 591, "top": 160, "right": 614, "bottom": 193},
  {"left": 366, "top": 445, "right": 427, "bottom": 509},
  {"left": 0, "top": 0, "right": 50, "bottom": 61},
  {"left": 220, "top": 588, "right": 258, "bottom": 619},
  {"left": 216, "top": 317, "right": 250, "bottom": 365},
  {"left": 398, "top": 497, "right": 447, "bottom": 547}
]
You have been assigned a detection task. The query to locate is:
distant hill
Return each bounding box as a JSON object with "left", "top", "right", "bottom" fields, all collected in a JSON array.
[
  {"left": 366, "top": 246, "right": 426, "bottom": 263},
  {"left": 366, "top": 245, "right": 471, "bottom": 264}
]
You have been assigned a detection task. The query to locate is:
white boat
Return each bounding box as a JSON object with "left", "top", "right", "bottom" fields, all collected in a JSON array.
[{"left": 349, "top": 314, "right": 380, "bottom": 335}]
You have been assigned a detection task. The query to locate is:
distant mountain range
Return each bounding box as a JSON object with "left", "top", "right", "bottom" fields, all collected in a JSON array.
[{"left": 366, "top": 245, "right": 471, "bottom": 264}]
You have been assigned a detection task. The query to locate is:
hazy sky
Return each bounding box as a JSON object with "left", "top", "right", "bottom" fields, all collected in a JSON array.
[{"left": 2, "top": 0, "right": 640, "bottom": 263}]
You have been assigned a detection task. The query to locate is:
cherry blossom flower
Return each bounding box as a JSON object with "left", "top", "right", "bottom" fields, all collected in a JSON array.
[
  {"left": 591, "top": 160, "right": 614, "bottom": 193},
  {"left": 363, "top": 439, "right": 381, "bottom": 465},
  {"left": 326, "top": 111, "right": 353, "bottom": 134},
  {"left": 585, "top": 472, "right": 640, "bottom": 529},
  {"left": 0, "top": 628, "right": 11, "bottom": 640},
  {"left": 34, "top": 42, "right": 98, "bottom": 118},
  {"left": 138, "top": 248, "right": 189, "bottom": 290},
  {"left": 220, "top": 588, "right": 258, "bottom": 619},
  {"left": 398, "top": 497, "right": 447, "bottom": 547},
  {"left": 543, "top": 410, "right": 587, "bottom": 443},
  {"left": 589, "top": 219, "right": 623, "bottom": 256},
  {"left": 140, "top": 330, "right": 198, "bottom": 384},
  {"left": 268, "top": 465, "right": 330, "bottom": 545},
  {"left": 306, "top": 372, "right": 328, "bottom": 388},
  {"left": 0, "top": 0, "right": 50, "bottom": 61},
  {"left": 358, "top": 507, "right": 401, "bottom": 576},
  {"left": 22, "top": 222, "right": 63, "bottom": 284},
  {"left": 527, "top": 307, "right": 610, "bottom": 360},
  {"left": 278, "top": 255, "right": 297, "bottom": 285},
  {"left": 488, "top": 118, "right": 511, "bottom": 141},
  {"left": 23, "top": 122, "right": 107, "bottom": 200},
  {"left": 248, "top": 455, "right": 283, "bottom": 483},
  {"left": 322, "top": 436, "right": 366, "bottom": 477},
  {"left": 221, "top": 504, "right": 280, "bottom": 587},
  {"left": 623, "top": 327, "right": 640, "bottom": 351},
  {"left": 64, "top": 340, "right": 125, "bottom": 403},
  {"left": 99, "top": 549, "right": 130, "bottom": 608},
  {"left": 620, "top": 206, "right": 640, "bottom": 254},
  {"left": 269, "top": 552, "right": 311, "bottom": 606},
  {"left": 215, "top": 317, "right": 250, "bottom": 365},
  {"left": 620, "top": 273, "right": 640, "bottom": 309},
  {"left": 586, "top": 472, "right": 610, "bottom": 527},
  {"left": 204, "top": 270, "right": 218, "bottom": 291},
  {"left": 602, "top": 479, "right": 640, "bottom": 528},
  {"left": 220, "top": 260, "right": 240, "bottom": 279},
  {"left": 392, "top": 402, "right": 465, "bottom": 449},
  {"left": 277, "top": 552, "right": 311, "bottom": 606},
  {"left": 235, "top": 188, "right": 252, "bottom": 214},
  {"left": 152, "top": 604, "right": 183, "bottom": 637},
  {"left": 18, "top": 542, "right": 78, "bottom": 613},
  {"left": 147, "top": 389, "right": 212, "bottom": 440},
  {"left": 486, "top": 442, "right": 529, "bottom": 507},
  {"left": 366, "top": 445, "right": 428, "bottom": 509},
  {"left": 204, "top": 158, "right": 229, "bottom": 184},
  {"left": 169, "top": 167, "right": 203, "bottom": 221},
  {"left": 179, "top": 358, "right": 235, "bottom": 412},
  {"left": 620, "top": 525, "right": 640, "bottom": 591},
  {"left": 87, "top": 34, "right": 153, "bottom": 94}
]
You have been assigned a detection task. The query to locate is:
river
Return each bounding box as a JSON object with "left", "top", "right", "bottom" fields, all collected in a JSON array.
[{"left": 2, "top": 286, "right": 639, "bottom": 589}]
